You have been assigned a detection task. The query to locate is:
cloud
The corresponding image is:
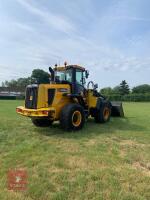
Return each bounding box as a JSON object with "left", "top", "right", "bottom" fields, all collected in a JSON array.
[
  {"left": 0, "top": 65, "right": 25, "bottom": 81},
  {"left": 90, "top": 56, "right": 150, "bottom": 73},
  {"left": 0, "top": 0, "right": 150, "bottom": 87},
  {"left": 16, "top": 0, "right": 75, "bottom": 34},
  {"left": 110, "top": 16, "right": 150, "bottom": 22},
  {"left": 14, "top": 22, "right": 34, "bottom": 32}
]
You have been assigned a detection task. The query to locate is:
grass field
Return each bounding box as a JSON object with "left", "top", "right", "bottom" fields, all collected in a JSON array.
[{"left": 0, "top": 100, "right": 150, "bottom": 200}]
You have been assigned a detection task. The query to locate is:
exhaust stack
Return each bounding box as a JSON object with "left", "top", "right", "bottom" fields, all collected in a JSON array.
[{"left": 49, "top": 67, "right": 55, "bottom": 82}]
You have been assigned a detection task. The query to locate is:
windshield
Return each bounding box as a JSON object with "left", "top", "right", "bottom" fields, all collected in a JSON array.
[{"left": 55, "top": 69, "right": 72, "bottom": 83}]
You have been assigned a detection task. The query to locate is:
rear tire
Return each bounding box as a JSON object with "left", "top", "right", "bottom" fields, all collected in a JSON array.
[
  {"left": 94, "top": 102, "right": 111, "bottom": 123},
  {"left": 60, "top": 104, "right": 85, "bottom": 131},
  {"left": 31, "top": 118, "right": 53, "bottom": 127}
]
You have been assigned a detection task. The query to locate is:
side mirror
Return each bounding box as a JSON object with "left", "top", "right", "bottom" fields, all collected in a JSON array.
[
  {"left": 94, "top": 84, "right": 98, "bottom": 90},
  {"left": 85, "top": 70, "right": 89, "bottom": 79}
]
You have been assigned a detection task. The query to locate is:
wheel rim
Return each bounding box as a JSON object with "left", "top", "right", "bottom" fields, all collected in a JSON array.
[
  {"left": 72, "top": 111, "right": 82, "bottom": 127},
  {"left": 103, "top": 107, "right": 110, "bottom": 120}
]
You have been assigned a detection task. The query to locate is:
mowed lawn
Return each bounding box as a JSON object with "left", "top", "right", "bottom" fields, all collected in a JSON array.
[{"left": 0, "top": 100, "right": 150, "bottom": 200}]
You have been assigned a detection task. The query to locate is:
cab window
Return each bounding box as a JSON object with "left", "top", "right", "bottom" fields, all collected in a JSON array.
[
  {"left": 76, "top": 70, "right": 83, "bottom": 85},
  {"left": 65, "top": 69, "right": 72, "bottom": 83},
  {"left": 55, "top": 69, "right": 72, "bottom": 83}
]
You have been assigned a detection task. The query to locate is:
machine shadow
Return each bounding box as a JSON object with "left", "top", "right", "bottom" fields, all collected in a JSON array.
[{"left": 35, "top": 116, "right": 146, "bottom": 139}]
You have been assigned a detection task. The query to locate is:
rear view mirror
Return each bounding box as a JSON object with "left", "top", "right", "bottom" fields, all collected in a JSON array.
[
  {"left": 94, "top": 84, "right": 98, "bottom": 90},
  {"left": 85, "top": 70, "right": 89, "bottom": 78}
]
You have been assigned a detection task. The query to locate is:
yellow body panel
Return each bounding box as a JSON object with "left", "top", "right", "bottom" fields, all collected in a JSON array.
[
  {"left": 86, "top": 90, "right": 98, "bottom": 108},
  {"left": 38, "top": 84, "right": 73, "bottom": 119},
  {"left": 18, "top": 83, "right": 74, "bottom": 120},
  {"left": 17, "top": 84, "right": 99, "bottom": 121},
  {"left": 54, "top": 65, "right": 85, "bottom": 71},
  {"left": 16, "top": 106, "right": 55, "bottom": 117}
]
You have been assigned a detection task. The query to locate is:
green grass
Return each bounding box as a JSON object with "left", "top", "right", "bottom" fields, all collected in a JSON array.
[{"left": 0, "top": 100, "right": 150, "bottom": 200}]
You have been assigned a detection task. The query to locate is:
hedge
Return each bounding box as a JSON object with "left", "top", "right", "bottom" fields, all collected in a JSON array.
[
  {"left": 16, "top": 96, "right": 25, "bottom": 100},
  {"left": 1, "top": 94, "right": 150, "bottom": 102},
  {"left": 0, "top": 96, "right": 25, "bottom": 100},
  {"left": 105, "top": 94, "right": 150, "bottom": 102}
]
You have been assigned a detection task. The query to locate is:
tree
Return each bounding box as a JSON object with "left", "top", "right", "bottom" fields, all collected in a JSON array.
[
  {"left": 112, "top": 86, "right": 121, "bottom": 95},
  {"left": 1, "top": 69, "right": 50, "bottom": 91},
  {"left": 7, "top": 79, "right": 18, "bottom": 91},
  {"left": 132, "top": 84, "right": 150, "bottom": 94},
  {"left": 119, "top": 80, "right": 130, "bottom": 95},
  {"left": 100, "top": 87, "right": 113, "bottom": 95},
  {"left": 1, "top": 82, "right": 5, "bottom": 87},
  {"left": 31, "top": 69, "right": 50, "bottom": 84},
  {"left": 3, "top": 80, "right": 10, "bottom": 87},
  {"left": 16, "top": 77, "right": 31, "bottom": 91}
]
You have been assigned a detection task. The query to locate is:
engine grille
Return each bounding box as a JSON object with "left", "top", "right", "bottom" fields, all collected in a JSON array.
[
  {"left": 48, "top": 89, "right": 55, "bottom": 105},
  {"left": 25, "top": 85, "right": 38, "bottom": 109}
]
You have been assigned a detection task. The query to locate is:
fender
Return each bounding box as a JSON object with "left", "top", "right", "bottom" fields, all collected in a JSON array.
[{"left": 96, "top": 98, "right": 112, "bottom": 110}]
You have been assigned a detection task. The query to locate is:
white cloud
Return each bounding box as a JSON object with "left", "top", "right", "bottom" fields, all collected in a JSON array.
[
  {"left": 14, "top": 22, "right": 34, "bottom": 32},
  {"left": 109, "top": 16, "right": 150, "bottom": 22},
  {"left": 16, "top": 0, "right": 75, "bottom": 34},
  {"left": 0, "top": 0, "right": 150, "bottom": 86}
]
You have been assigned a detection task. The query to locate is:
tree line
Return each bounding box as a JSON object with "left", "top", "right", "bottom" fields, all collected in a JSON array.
[
  {"left": 1, "top": 69, "right": 50, "bottom": 92},
  {"left": 1, "top": 69, "right": 150, "bottom": 101},
  {"left": 100, "top": 80, "right": 150, "bottom": 102}
]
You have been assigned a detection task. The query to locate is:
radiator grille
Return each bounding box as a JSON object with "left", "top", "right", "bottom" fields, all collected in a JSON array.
[
  {"left": 48, "top": 89, "right": 55, "bottom": 105},
  {"left": 25, "top": 85, "right": 38, "bottom": 109}
]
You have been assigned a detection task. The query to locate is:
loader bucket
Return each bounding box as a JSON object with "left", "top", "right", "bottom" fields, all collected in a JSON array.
[{"left": 111, "top": 101, "right": 124, "bottom": 117}]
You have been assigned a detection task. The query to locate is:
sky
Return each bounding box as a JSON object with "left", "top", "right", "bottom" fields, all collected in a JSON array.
[{"left": 0, "top": 0, "right": 150, "bottom": 89}]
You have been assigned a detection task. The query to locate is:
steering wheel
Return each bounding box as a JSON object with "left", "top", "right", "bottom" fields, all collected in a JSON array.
[{"left": 87, "top": 81, "right": 95, "bottom": 89}]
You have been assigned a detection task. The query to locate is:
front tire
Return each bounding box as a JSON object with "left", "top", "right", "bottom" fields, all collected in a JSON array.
[
  {"left": 94, "top": 102, "right": 111, "bottom": 123},
  {"left": 31, "top": 118, "right": 53, "bottom": 127},
  {"left": 60, "top": 104, "right": 85, "bottom": 131}
]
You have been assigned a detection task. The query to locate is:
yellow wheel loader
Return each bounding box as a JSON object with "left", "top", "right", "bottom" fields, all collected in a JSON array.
[{"left": 16, "top": 64, "right": 124, "bottom": 131}]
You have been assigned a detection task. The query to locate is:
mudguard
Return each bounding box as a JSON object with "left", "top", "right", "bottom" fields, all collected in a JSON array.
[{"left": 96, "top": 98, "right": 111, "bottom": 109}]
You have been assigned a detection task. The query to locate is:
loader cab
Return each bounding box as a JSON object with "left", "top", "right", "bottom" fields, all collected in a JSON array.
[
  {"left": 70, "top": 65, "right": 86, "bottom": 95},
  {"left": 52, "top": 65, "right": 87, "bottom": 95}
]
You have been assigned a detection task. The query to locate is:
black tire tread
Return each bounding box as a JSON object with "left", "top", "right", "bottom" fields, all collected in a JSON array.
[
  {"left": 94, "top": 102, "right": 111, "bottom": 123},
  {"left": 60, "top": 103, "right": 85, "bottom": 131}
]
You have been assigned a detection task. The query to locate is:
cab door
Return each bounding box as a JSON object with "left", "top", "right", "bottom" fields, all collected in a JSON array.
[{"left": 75, "top": 69, "right": 85, "bottom": 95}]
